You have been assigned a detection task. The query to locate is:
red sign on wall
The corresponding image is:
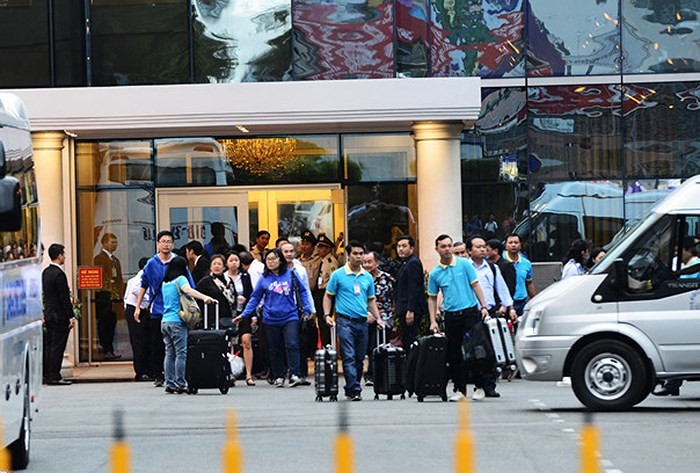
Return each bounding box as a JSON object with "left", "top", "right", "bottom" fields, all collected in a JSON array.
[{"left": 77, "top": 267, "right": 103, "bottom": 290}]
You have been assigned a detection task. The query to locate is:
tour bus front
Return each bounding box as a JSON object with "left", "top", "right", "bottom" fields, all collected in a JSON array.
[{"left": 516, "top": 175, "right": 700, "bottom": 411}]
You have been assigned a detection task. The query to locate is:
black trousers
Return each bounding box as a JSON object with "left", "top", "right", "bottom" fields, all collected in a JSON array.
[
  {"left": 44, "top": 319, "right": 71, "bottom": 382},
  {"left": 125, "top": 304, "right": 151, "bottom": 377},
  {"left": 398, "top": 310, "right": 422, "bottom": 349},
  {"left": 444, "top": 307, "right": 484, "bottom": 393},
  {"left": 299, "top": 318, "right": 318, "bottom": 377},
  {"left": 312, "top": 289, "right": 332, "bottom": 347},
  {"left": 95, "top": 291, "right": 117, "bottom": 354},
  {"left": 147, "top": 315, "right": 165, "bottom": 380}
]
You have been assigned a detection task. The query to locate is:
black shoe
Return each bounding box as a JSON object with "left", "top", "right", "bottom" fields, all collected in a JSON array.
[
  {"left": 653, "top": 387, "right": 680, "bottom": 397},
  {"left": 135, "top": 374, "right": 154, "bottom": 382},
  {"left": 154, "top": 378, "right": 165, "bottom": 387},
  {"left": 48, "top": 379, "right": 72, "bottom": 386},
  {"left": 484, "top": 389, "right": 501, "bottom": 398},
  {"left": 164, "top": 386, "right": 177, "bottom": 394}
]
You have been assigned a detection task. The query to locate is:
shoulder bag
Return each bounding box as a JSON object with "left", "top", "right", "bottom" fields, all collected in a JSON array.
[{"left": 176, "top": 281, "right": 201, "bottom": 328}]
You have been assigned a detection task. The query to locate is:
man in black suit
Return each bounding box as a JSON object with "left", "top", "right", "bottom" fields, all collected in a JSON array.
[
  {"left": 42, "top": 243, "right": 75, "bottom": 385},
  {"left": 394, "top": 235, "right": 428, "bottom": 349},
  {"left": 93, "top": 232, "right": 125, "bottom": 360},
  {"left": 186, "top": 240, "right": 210, "bottom": 284}
]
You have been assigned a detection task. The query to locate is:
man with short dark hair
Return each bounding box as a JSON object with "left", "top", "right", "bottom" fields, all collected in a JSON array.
[
  {"left": 42, "top": 243, "right": 75, "bottom": 385},
  {"left": 428, "top": 234, "right": 490, "bottom": 402},
  {"left": 394, "top": 235, "right": 427, "bottom": 349},
  {"left": 93, "top": 232, "right": 124, "bottom": 360},
  {"left": 315, "top": 234, "right": 340, "bottom": 346},
  {"left": 251, "top": 230, "right": 271, "bottom": 262},
  {"left": 323, "top": 241, "right": 385, "bottom": 401},
  {"left": 185, "top": 240, "right": 210, "bottom": 284},
  {"left": 135, "top": 230, "right": 195, "bottom": 387},
  {"left": 124, "top": 257, "right": 153, "bottom": 381},
  {"left": 486, "top": 238, "right": 517, "bottom": 298},
  {"left": 453, "top": 241, "right": 468, "bottom": 258},
  {"left": 504, "top": 234, "right": 537, "bottom": 316}
]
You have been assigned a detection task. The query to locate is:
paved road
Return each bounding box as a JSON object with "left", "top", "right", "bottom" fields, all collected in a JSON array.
[{"left": 28, "top": 378, "right": 700, "bottom": 473}]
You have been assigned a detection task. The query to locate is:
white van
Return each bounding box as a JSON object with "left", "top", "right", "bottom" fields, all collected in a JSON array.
[{"left": 515, "top": 175, "right": 700, "bottom": 410}]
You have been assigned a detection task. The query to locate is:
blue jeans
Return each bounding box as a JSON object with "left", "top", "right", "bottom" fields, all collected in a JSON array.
[
  {"left": 337, "top": 315, "right": 369, "bottom": 396},
  {"left": 161, "top": 321, "right": 188, "bottom": 390},
  {"left": 266, "top": 320, "right": 301, "bottom": 379}
]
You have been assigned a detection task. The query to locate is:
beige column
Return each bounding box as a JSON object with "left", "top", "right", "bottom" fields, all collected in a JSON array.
[
  {"left": 33, "top": 131, "right": 66, "bottom": 257},
  {"left": 412, "top": 121, "right": 464, "bottom": 270}
]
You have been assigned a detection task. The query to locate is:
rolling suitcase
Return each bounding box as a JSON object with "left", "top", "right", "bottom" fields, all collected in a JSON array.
[
  {"left": 186, "top": 302, "right": 231, "bottom": 394},
  {"left": 314, "top": 325, "right": 338, "bottom": 402},
  {"left": 372, "top": 327, "right": 406, "bottom": 400},
  {"left": 408, "top": 334, "right": 448, "bottom": 402},
  {"left": 494, "top": 317, "right": 516, "bottom": 366},
  {"left": 462, "top": 320, "right": 496, "bottom": 372},
  {"left": 485, "top": 318, "right": 508, "bottom": 367}
]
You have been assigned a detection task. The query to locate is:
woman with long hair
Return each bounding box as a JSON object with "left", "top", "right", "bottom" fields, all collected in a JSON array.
[
  {"left": 561, "top": 239, "right": 590, "bottom": 280},
  {"left": 161, "top": 256, "right": 214, "bottom": 393},
  {"left": 233, "top": 248, "right": 311, "bottom": 388},
  {"left": 225, "top": 252, "right": 255, "bottom": 385}
]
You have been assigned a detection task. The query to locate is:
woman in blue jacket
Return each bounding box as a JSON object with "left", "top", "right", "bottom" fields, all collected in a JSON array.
[{"left": 233, "top": 248, "right": 310, "bottom": 388}]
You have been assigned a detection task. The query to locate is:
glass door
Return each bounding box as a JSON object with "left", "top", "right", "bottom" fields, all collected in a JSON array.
[{"left": 157, "top": 189, "right": 249, "bottom": 256}]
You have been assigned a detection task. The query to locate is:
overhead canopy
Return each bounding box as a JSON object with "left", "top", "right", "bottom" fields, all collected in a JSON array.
[{"left": 5, "top": 77, "right": 481, "bottom": 139}]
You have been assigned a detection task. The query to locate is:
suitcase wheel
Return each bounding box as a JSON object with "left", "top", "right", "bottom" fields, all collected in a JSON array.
[
  {"left": 417, "top": 396, "right": 424, "bottom": 402},
  {"left": 441, "top": 394, "right": 448, "bottom": 402},
  {"left": 330, "top": 395, "right": 338, "bottom": 402},
  {"left": 315, "top": 395, "right": 322, "bottom": 402},
  {"left": 188, "top": 387, "right": 198, "bottom": 395},
  {"left": 374, "top": 394, "right": 379, "bottom": 400},
  {"left": 219, "top": 385, "right": 230, "bottom": 395},
  {"left": 401, "top": 394, "right": 406, "bottom": 400},
  {"left": 387, "top": 395, "right": 393, "bottom": 401}
]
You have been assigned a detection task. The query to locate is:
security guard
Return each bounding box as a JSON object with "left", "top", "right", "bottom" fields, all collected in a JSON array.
[
  {"left": 299, "top": 230, "right": 320, "bottom": 290},
  {"left": 315, "top": 234, "right": 340, "bottom": 346}
]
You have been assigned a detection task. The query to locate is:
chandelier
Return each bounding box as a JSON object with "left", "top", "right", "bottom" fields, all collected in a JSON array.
[{"left": 222, "top": 137, "right": 300, "bottom": 177}]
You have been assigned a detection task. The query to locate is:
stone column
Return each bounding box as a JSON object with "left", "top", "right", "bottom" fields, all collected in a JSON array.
[
  {"left": 412, "top": 121, "right": 464, "bottom": 270},
  {"left": 33, "top": 131, "right": 66, "bottom": 258}
]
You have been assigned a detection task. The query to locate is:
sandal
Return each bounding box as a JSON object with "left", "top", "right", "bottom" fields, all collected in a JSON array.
[{"left": 246, "top": 378, "right": 256, "bottom": 386}]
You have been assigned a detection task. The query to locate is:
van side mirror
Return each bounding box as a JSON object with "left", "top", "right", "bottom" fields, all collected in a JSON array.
[
  {"left": 0, "top": 176, "right": 22, "bottom": 232},
  {"left": 0, "top": 142, "right": 6, "bottom": 178},
  {"left": 609, "top": 258, "right": 627, "bottom": 290}
]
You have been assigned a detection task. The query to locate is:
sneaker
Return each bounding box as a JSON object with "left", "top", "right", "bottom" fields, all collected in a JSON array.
[
  {"left": 299, "top": 377, "right": 311, "bottom": 386},
  {"left": 349, "top": 393, "right": 362, "bottom": 401},
  {"left": 364, "top": 377, "right": 374, "bottom": 386},
  {"left": 448, "top": 392, "right": 466, "bottom": 402},
  {"left": 274, "top": 377, "right": 285, "bottom": 388},
  {"left": 164, "top": 386, "right": 177, "bottom": 394},
  {"left": 484, "top": 389, "right": 501, "bottom": 398},
  {"left": 289, "top": 375, "right": 302, "bottom": 387},
  {"left": 472, "top": 388, "right": 486, "bottom": 401},
  {"left": 153, "top": 378, "right": 164, "bottom": 388}
]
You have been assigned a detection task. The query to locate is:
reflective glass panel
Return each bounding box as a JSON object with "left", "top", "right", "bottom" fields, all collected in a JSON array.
[
  {"left": 343, "top": 134, "right": 416, "bottom": 182},
  {"left": 76, "top": 141, "right": 153, "bottom": 188},
  {"left": 462, "top": 87, "right": 527, "bottom": 183},
  {"left": 396, "top": 0, "right": 430, "bottom": 77},
  {"left": 91, "top": 0, "right": 189, "bottom": 85},
  {"left": 292, "top": 0, "right": 394, "bottom": 80},
  {"left": 54, "top": 0, "right": 86, "bottom": 86},
  {"left": 461, "top": 183, "right": 524, "bottom": 243},
  {"left": 527, "top": 0, "right": 621, "bottom": 76},
  {"left": 430, "top": 0, "right": 525, "bottom": 78},
  {"left": 518, "top": 180, "right": 625, "bottom": 262},
  {"left": 527, "top": 85, "right": 622, "bottom": 181},
  {"left": 155, "top": 137, "right": 234, "bottom": 186},
  {"left": 622, "top": 179, "right": 678, "bottom": 230},
  {"left": 76, "top": 188, "right": 155, "bottom": 362},
  {"left": 623, "top": 82, "right": 700, "bottom": 179},
  {"left": 347, "top": 183, "right": 417, "bottom": 261},
  {"left": 170, "top": 206, "right": 239, "bottom": 251},
  {"left": 0, "top": 0, "right": 50, "bottom": 87},
  {"left": 220, "top": 135, "right": 338, "bottom": 184},
  {"left": 193, "top": 0, "right": 291, "bottom": 82},
  {"left": 622, "top": 0, "right": 700, "bottom": 73}
]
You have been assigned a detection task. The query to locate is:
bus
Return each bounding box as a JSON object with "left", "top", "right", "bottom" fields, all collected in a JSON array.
[{"left": 0, "top": 93, "right": 42, "bottom": 469}]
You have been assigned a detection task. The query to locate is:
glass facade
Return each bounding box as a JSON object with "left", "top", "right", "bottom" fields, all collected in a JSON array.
[{"left": 3, "top": 0, "right": 697, "bottom": 86}]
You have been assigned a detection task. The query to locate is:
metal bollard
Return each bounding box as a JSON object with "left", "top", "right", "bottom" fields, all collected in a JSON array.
[
  {"left": 110, "top": 409, "right": 130, "bottom": 473},
  {"left": 335, "top": 403, "right": 353, "bottom": 473},
  {"left": 0, "top": 420, "right": 11, "bottom": 472},
  {"left": 223, "top": 410, "right": 243, "bottom": 473},
  {"left": 580, "top": 411, "right": 601, "bottom": 473},
  {"left": 454, "top": 398, "right": 475, "bottom": 473}
]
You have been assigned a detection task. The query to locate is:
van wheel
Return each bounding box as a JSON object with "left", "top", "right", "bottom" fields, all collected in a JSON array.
[
  {"left": 9, "top": 373, "right": 30, "bottom": 469},
  {"left": 570, "top": 340, "right": 649, "bottom": 411}
]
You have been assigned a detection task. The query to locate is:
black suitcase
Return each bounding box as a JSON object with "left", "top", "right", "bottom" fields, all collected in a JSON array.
[
  {"left": 186, "top": 302, "right": 231, "bottom": 394},
  {"left": 462, "top": 320, "right": 496, "bottom": 372},
  {"left": 314, "top": 325, "right": 338, "bottom": 402},
  {"left": 407, "top": 334, "right": 448, "bottom": 402},
  {"left": 373, "top": 327, "right": 406, "bottom": 400}
]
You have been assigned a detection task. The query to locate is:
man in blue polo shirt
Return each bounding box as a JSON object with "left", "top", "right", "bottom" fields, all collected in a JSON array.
[
  {"left": 428, "top": 234, "right": 490, "bottom": 402},
  {"left": 504, "top": 233, "right": 537, "bottom": 316},
  {"left": 323, "top": 241, "right": 385, "bottom": 401}
]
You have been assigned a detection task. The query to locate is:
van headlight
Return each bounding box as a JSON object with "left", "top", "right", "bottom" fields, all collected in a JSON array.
[{"left": 521, "top": 308, "right": 542, "bottom": 336}]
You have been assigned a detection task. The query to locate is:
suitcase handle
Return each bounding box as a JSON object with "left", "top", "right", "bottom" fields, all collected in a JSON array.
[
  {"left": 203, "top": 300, "right": 220, "bottom": 330},
  {"left": 376, "top": 324, "right": 386, "bottom": 346},
  {"left": 330, "top": 324, "right": 336, "bottom": 351}
]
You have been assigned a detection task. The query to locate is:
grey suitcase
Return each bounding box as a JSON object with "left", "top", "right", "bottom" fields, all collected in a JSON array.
[
  {"left": 314, "top": 325, "right": 338, "bottom": 401},
  {"left": 495, "top": 317, "right": 516, "bottom": 364},
  {"left": 485, "top": 317, "right": 514, "bottom": 367}
]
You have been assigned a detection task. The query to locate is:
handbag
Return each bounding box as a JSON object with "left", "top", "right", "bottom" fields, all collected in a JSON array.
[{"left": 176, "top": 282, "right": 201, "bottom": 328}]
